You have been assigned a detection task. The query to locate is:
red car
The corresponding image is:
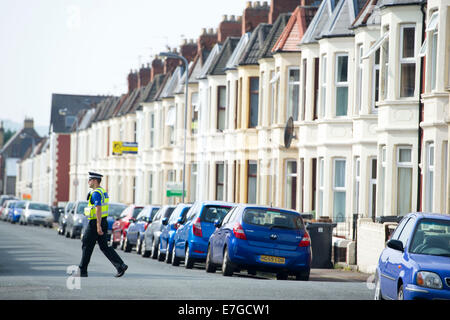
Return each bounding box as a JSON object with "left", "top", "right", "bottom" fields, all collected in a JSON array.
[{"left": 111, "top": 204, "right": 144, "bottom": 249}]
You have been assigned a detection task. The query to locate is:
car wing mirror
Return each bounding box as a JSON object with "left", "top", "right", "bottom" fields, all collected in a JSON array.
[
  {"left": 129, "top": 217, "right": 136, "bottom": 223},
  {"left": 214, "top": 219, "right": 222, "bottom": 228},
  {"left": 162, "top": 217, "right": 168, "bottom": 226},
  {"left": 386, "top": 239, "right": 404, "bottom": 252}
]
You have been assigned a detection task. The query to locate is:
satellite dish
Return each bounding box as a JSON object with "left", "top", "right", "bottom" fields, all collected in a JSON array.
[{"left": 284, "top": 116, "right": 297, "bottom": 149}]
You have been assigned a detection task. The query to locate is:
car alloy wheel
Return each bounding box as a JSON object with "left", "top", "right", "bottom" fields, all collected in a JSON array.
[
  {"left": 185, "top": 245, "right": 194, "bottom": 269},
  {"left": 171, "top": 243, "right": 180, "bottom": 266},
  {"left": 205, "top": 245, "right": 216, "bottom": 273},
  {"left": 151, "top": 238, "right": 158, "bottom": 259},
  {"left": 222, "top": 247, "right": 234, "bottom": 277},
  {"left": 164, "top": 242, "right": 172, "bottom": 264},
  {"left": 397, "top": 285, "right": 404, "bottom": 300},
  {"left": 157, "top": 241, "right": 165, "bottom": 261},
  {"left": 141, "top": 238, "right": 150, "bottom": 258},
  {"left": 124, "top": 237, "right": 131, "bottom": 253},
  {"left": 136, "top": 237, "right": 142, "bottom": 254}
]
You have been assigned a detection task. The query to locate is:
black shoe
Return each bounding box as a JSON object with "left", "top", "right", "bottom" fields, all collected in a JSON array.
[
  {"left": 115, "top": 264, "right": 128, "bottom": 278},
  {"left": 80, "top": 272, "right": 88, "bottom": 277}
]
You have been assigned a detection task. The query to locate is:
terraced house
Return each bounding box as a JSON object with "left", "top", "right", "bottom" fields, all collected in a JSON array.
[{"left": 16, "top": 1, "right": 449, "bottom": 270}]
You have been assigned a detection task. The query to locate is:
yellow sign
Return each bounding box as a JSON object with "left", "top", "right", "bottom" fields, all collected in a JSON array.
[
  {"left": 112, "top": 141, "right": 123, "bottom": 155},
  {"left": 112, "top": 141, "right": 138, "bottom": 156}
]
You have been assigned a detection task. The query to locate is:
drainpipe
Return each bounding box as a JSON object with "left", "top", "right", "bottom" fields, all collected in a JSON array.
[{"left": 417, "top": 1, "right": 426, "bottom": 212}]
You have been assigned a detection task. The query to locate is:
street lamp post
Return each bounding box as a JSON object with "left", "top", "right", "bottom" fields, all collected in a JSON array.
[{"left": 159, "top": 52, "right": 189, "bottom": 203}]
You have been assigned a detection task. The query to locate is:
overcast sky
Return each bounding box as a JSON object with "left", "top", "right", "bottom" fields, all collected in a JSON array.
[{"left": 0, "top": 0, "right": 248, "bottom": 130}]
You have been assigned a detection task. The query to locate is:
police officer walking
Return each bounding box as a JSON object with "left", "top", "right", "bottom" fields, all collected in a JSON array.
[{"left": 78, "top": 172, "right": 128, "bottom": 277}]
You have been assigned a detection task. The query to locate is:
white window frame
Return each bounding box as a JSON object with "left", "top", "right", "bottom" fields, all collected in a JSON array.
[
  {"left": 301, "top": 59, "right": 307, "bottom": 121},
  {"left": 425, "top": 142, "right": 434, "bottom": 212},
  {"left": 318, "top": 157, "right": 325, "bottom": 216},
  {"left": 397, "top": 146, "right": 413, "bottom": 215},
  {"left": 369, "top": 157, "right": 377, "bottom": 220},
  {"left": 333, "top": 158, "right": 346, "bottom": 222},
  {"left": 399, "top": 24, "right": 416, "bottom": 98},
  {"left": 354, "top": 157, "right": 360, "bottom": 214},
  {"left": 335, "top": 53, "right": 349, "bottom": 117},
  {"left": 320, "top": 55, "right": 327, "bottom": 118},
  {"left": 378, "top": 146, "right": 387, "bottom": 217},
  {"left": 372, "top": 49, "right": 380, "bottom": 113},
  {"left": 286, "top": 67, "right": 300, "bottom": 121},
  {"left": 285, "top": 159, "right": 298, "bottom": 210},
  {"left": 356, "top": 44, "right": 363, "bottom": 115},
  {"left": 269, "top": 70, "right": 278, "bottom": 125},
  {"left": 148, "top": 172, "right": 154, "bottom": 204}
]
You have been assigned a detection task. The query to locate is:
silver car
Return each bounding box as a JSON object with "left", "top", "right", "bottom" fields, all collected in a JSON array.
[{"left": 21, "top": 202, "right": 53, "bottom": 227}]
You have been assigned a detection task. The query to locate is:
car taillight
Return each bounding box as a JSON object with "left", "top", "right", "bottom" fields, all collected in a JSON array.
[
  {"left": 233, "top": 223, "right": 247, "bottom": 240},
  {"left": 174, "top": 223, "right": 180, "bottom": 230},
  {"left": 298, "top": 231, "right": 311, "bottom": 247},
  {"left": 192, "top": 217, "right": 202, "bottom": 237},
  {"left": 144, "top": 222, "right": 149, "bottom": 231}
]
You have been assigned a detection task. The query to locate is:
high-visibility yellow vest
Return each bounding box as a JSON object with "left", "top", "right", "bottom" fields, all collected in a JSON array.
[{"left": 84, "top": 187, "right": 109, "bottom": 220}]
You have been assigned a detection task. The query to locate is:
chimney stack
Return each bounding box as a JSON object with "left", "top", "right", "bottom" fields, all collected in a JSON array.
[
  {"left": 24, "top": 118, "right": 34, "bottom": 129},
  {"left": 180, "top": 39, "right": 198, "bottom": 63},
  {"left": 163, "top": 49, "right": 181, "bottom": 74},
  {"left": 137, "top": 63, "right": 151, "bottom": 88},
  {"left": 127, "top": 70, "right": 138, "bottom": 94},
  {"left": 269, "top": 0, "right": 302, "bottom": 24},
  {"left": 218, "top": 14, "right": 242, "bottom": 43},
  {"left": 197, "top": 27, "right": 218, "bottom": 55},
  {"left": 242, "top": 1, "right": 270, "bottom": 35},
  {"left": 150, "top": 58, "right": 164, "bottom": 81}
]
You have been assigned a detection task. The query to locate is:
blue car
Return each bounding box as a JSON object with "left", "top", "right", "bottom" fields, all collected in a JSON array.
[
  {"left": 206, "top": 204, "right": 311, "bottom": 280},
  {"left": 125, "top": 205, "right": 160, "bottom": 253},
  {"left": 10, "top": 201, "right": 27, "bottom": 224},
  {"left": 158, "top": 203, "right": 192, "bottom": 263},
  {"left": 375, "top": 213, "right": 450, "bottom": 300},
  {"left": 172, "top": 201, "right": 236, "bottom": 268}
]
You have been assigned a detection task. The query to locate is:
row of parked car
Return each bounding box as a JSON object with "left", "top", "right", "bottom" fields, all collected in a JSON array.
[
  {"left": 0, "top": 195, "right": 56, "bottom": 227},
  {"left": 57, "top": 199, "right": 312, "bottom": 280}
]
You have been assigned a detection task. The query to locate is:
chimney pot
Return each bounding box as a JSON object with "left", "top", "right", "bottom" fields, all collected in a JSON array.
[{"left": 246, "top": 1, "right": 252, "bottom": 8}]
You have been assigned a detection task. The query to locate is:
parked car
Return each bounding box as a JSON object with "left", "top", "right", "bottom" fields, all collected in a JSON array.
[
  {"left": 11, "top": 201, "right": 27, "bottom": 224},
  {"left": 374, "top": 212, "right": 450, "bottom": 300},
  {"left": 171, "top": 201, "right": 236, "bottom": 268},
  {"left": 1, "top": 200, "right": 14, "bottom": 221},
  {"left": 124, "top": 205, "right": 160, "bottom": 253},
  {"left": 158, "top": 203, "right": 192, "bottom": 263},
  {"left": 111, "top": 204, "right": 144, "bottom": 249},
  {"left": 20, "top": 201, "right": 53, "bottom": 227},
  {"left": 141, "top": 205, "right": 176, "bottom": 258},
  {"left": 57, "top": 202, "right": 74, "bottom": 235},
  {"left": 3, "top": 200, "right": 17, "bottom": 222},
  {"left": 52, "top": 206, "right": 65, "bottom": 224},
  {"left": 0, "top": 195, "right": 17, "bottom": 208},
  {"left": 206, "top": 204, "right": 311, "bottom": 280},
  {"left": 80, "top": 202, "right": 128, "bottom": 241},
  {"left": 65, "top": 201, "right": 89, "bottom": 238}
]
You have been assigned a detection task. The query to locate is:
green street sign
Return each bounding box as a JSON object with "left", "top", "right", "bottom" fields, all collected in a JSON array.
[
  {"left": 166, "top": 182, "right": 185, "bottom": 197},
  {"left": 166, "top": 190, "right": 186, "bottom": 197}
]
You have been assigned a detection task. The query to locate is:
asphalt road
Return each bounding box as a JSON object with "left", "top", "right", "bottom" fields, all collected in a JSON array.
[{"left": 0, "top": 220, "right": 374, "bottom": 300}]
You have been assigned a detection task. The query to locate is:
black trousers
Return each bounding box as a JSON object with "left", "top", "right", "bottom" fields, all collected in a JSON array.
[{"left": 79, "top": 218, "right": 124, "bottom": 272}]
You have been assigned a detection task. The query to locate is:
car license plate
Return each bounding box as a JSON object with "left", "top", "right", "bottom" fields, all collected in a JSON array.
[{"left": 260, "top": 255, "right": 285, "bottom": 264}]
